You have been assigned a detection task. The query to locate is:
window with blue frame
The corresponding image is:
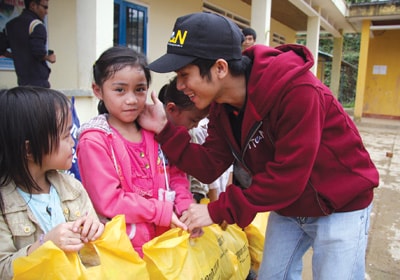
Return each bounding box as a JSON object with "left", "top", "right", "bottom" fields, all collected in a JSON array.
[{"left": 114, "top": 1, "right": 147, "bottom": 55}]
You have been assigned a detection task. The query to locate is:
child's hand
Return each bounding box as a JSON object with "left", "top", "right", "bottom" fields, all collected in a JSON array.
[
  {"left": 171, "top": 212, "right": 188, "bottom": 231},
  {"left": 73, "top": 214, "right": 105, "bottom": 243},
  {"left": 45, "top": 222, "right": 85, "bottom": 252}
]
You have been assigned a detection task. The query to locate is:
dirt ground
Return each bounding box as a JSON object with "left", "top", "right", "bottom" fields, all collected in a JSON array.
[
  {"left": 360, "top": 124, "right": 400, "bottom": 280},
  {"left": 302, "top": 120, "right": 400, "bottom": 279}
]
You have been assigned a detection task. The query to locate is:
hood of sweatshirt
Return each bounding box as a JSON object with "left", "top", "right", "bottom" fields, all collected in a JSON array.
[
  {"left": 77, "top": 114, "right": 111, "bottom": 140},
  {"left": 242, "top": 44, "right": 315, "bottom": 119}
]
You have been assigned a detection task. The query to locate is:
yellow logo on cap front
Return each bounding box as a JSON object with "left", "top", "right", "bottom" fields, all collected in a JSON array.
[{"left": 169, "top": 30, "right": 188, "bottom": 46}]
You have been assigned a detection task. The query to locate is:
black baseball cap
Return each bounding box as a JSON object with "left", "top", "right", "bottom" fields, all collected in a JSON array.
[{"left": 148, "top": 12, "right": 244, "bottom": 73}]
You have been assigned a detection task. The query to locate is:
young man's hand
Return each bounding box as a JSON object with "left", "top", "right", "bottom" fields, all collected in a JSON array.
[{"left": 138, "top": 91, "right": 168, "bottom": 134}]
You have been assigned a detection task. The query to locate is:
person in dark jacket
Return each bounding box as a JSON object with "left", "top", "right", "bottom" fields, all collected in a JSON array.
[
  {"left": 138, "top": 12, "right": 379, "bottom": 279},
  {"left": 4, "top": 0, "right": 55, "bottom": 88}
]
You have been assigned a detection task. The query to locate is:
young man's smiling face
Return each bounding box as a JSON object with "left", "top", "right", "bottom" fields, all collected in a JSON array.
[{"left": 175, "top": 64, "right": 219, "bottom": 110}]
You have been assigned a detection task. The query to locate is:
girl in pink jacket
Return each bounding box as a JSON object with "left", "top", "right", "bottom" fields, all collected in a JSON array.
[{"left": 77, "top": 46, "right": 193, "bottom": 257}]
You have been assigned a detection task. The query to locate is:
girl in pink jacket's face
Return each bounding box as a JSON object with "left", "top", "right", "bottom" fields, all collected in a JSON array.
[
  {"left": 92, "top": 47, "right": 150, "bottom": 140},
  {"left": 93, "top": 65, "right": 147, "bottom": 133}
]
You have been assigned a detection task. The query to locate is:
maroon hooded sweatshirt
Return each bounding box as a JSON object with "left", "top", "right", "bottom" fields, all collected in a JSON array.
[{"left": 156, "top": 44, "right": 379, "bottom": 228}]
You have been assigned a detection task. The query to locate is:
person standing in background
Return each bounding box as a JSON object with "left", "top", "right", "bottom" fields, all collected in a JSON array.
[
  {"left": 3, "top": 0, "right": 55, "bottom": 88},
  {"left": 242, "top": 27, "right": 257, "bottom": 50}
]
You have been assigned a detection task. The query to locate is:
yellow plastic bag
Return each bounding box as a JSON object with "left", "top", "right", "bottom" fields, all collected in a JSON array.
[
  {"left": 244, "top": 224, "right": 264, "bottom": 272},
  {"left": 13, "top": 215, "right": 149, "bottom": 280},
  {"left": 221, "top": 224, "right": 251, "bottom": 280},
  {"left": 204, "top": 225, "right": 238, "bottom": 279},
  {"left": 244, "top": 211, "right": 270, "bottom": 272},
  {"left": 251, "top": 211, "right": 269, "bottom": 237},
  {"left": 143, "top": 227, "right": 222, "bottom": 280}
]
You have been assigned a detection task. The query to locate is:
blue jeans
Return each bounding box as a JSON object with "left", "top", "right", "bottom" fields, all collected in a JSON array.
[{"left": 258, "top": 204, "right": 372, "bottom": 280}]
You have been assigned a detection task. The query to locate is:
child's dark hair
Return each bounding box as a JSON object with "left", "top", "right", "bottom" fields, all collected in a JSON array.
[
  {"left": 0, "top": 86, "right": 70, "bottom": 214},
  {"left": 93, "top": 46, "right": 151, "bottom": 114},
  {"left": 158, "top": 76, "right": 195, "bottom": 110}
]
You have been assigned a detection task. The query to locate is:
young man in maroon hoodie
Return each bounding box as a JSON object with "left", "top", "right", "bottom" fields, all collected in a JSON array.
[{"left": 139, "top": 12, "right": 379, "bottom": 279}]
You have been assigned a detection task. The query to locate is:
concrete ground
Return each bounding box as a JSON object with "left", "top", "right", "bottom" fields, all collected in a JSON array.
[{"left": 302, "top": 117, "right": 400, "bottom": 279}]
